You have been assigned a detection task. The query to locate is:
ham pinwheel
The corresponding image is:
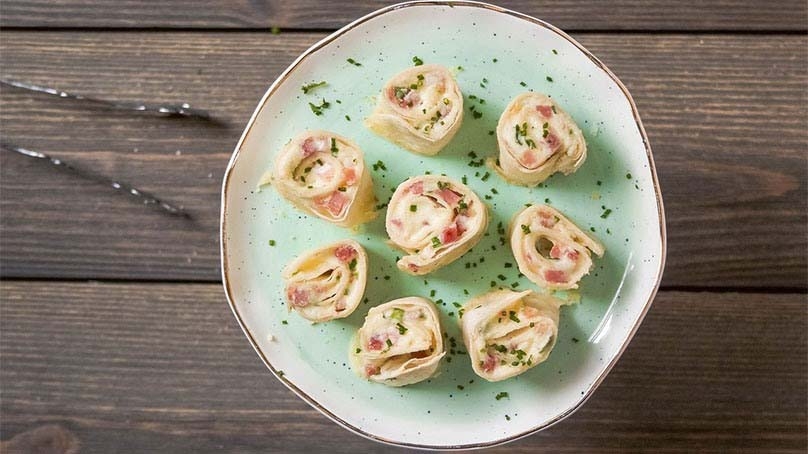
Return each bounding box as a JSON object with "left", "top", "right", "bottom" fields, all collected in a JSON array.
[
  {"left": 351, "top": 297, "right": 445, "bottom": 386},
  {"left": 282, "top": 239, "right": 368, "bottom": 323},
  {"left": 267, "top": 130, "right": 376, "bottom": 228},
  {"left": 510, "top": 204, "right": 605, "bottom": 290},
  {"left": 494, "top": 93, "right": 586, "bottom": 186},
  {"left": 460, "top": 289, "right": 562, "bottom": 382},
  {"left": 386, "top": 175, "right": 488, "bottom": 275},
  {"left": 365, "top": 64, "right": 463, "bottom": 155}
]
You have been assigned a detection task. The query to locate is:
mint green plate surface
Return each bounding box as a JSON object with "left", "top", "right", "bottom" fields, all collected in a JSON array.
[{"left": 221, "top": 1, "right": 665, "bottom": 449}]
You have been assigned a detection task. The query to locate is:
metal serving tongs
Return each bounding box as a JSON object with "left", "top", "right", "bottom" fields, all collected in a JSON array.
[
  {"left": 1, "top": 78, "right": 215, "bottom": 218},
  {"left": 1, "top": 79, "right": 211, "bottom": 119}
]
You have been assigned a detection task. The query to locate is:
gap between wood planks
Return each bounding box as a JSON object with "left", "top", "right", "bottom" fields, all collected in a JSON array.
[
  {"left": 1, "top": 277, "right": 806, "bottom": 294},
  {"left": 0, "top": 27, "right": 806, "bottom": 34}
]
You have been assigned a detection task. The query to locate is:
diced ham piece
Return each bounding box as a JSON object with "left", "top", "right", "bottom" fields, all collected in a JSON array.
[
  {"left": 407, "top": 263, "right": 419, "bottom": 273},
  {"left": 408, "top": 181, "right": 424, "bottom": 195},
  {"left": 538, "top": 210, "right": 556, "bottom": 228},
  {"left": 334, "top": 244, "right": 357, "bottom": 263},
  {"left": 545, "top": 133, "right": 561, "bottom": 151},
  {"left": 550, "top": 244, "right": 563, "bottom": 259},
  {"left": 316, "top": 191, "right": 348, "bottom": 216},
  {"left": 286, "top": 286, "right": 310, "bottom": 308},
  {"left": 521, "top": 151, "right": 537, "bottom": 167},
  {"left": 441, "top": 223, "right": 460, "bottom": 244},
  {"left": 335, "top": 300, "right": 346, "bottom": 312},
  {"left": 401, "top": 90, "right": 420, "bottom": 108},
  {"left": 302, "top": 137, "right": 328, "bottom": 157},
  {"left": 368, "top": 334, "right": 386, "bottom": 351},
  {"left": 544, "top": 269, "right": 568, "bottom": 283},
  {"left": 567, "top": 249, "right": 580, "bottom": 261},
  {"left": 483, "top": 354, "right": 497, "bottom": 373},
  {"left": 536, "top": 105, "right": 553, "bottom": 118},
  {"left": 439, "top": 101, "right": 451, "bottom": 117},
  {"left": 342, "top": 167, "right": 357, "bottom": 185},
  {"left": 437, "top": 188, "right": 461, "bottom": 206},
  {"left": 390, "top": 218, "right": 403, "bottom": 229},
  {"left": 364, "top": 365, "right": 381, "bottom": 377},
  {"left": 441, "top": 218, "right": 467, "bottom": 244}
]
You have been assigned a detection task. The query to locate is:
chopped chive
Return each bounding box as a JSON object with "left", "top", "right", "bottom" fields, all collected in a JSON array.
[
  {"left": 546, "top": 76, "right": 554, "bottom": 82},
  {"left": 396, "top": 323, "right": 408, "bottom": 335},
  {"left": 601, "top": 209, "right": 612, "bottom": 219},
  {"left": 308, "top": 99, "right": 331, "bottom": 116},
  {"left": 521, "top": 224, "right": 531, "bottom": 234},
  {"left": 495, "top": 391, "right": 509, "bottom": 400},
  {"left": 431, "top": 237, "right": 442, "bottom": 248},
  {"left": 410, "top": 204, "right": 417, "bottom": 212},
  {"left": 412, "top": 56, "right": 424, "bottom": 66},
  {"left": 301, "top": 81, "right": 327, "bottom": 94},
  {"left": 268, "top": 240, "right": 276, "bottom": 246},
  {"left": 508, "top": 311, "right": 520, "bottom": 323},
  {"left": 347, "top": 58, "right": 362, "bottom": 66}
]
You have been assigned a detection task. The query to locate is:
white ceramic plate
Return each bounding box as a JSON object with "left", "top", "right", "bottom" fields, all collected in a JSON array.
[{"left": 221, "top": 1, "right": 666, "bottom": 449}]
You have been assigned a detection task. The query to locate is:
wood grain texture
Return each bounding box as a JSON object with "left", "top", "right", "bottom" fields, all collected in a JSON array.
[
  {"left": 1, "top": 32, "right": 806, "bottom": 286},
  {"left": 0, "top": 282, "right": 805, "bottom": 452},
  {"left": 1, "top": 0, "right": 806, "bottom": 31}
]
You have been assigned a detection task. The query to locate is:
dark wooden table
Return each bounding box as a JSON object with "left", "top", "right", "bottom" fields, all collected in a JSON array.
[{"left": 1, "top": 1, "right": 806, "bottom": 452}]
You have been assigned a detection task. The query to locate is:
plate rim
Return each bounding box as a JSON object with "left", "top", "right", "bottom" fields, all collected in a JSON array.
[{"left": 219, "top": 0, "right": 668, "bottom": 450}]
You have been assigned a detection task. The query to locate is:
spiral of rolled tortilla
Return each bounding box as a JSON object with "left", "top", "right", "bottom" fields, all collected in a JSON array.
[
  {"left": 493, "top": 93, "right": 586, "bottom": 186},
  {"left": 351, "top": 297, "right": 445, "bottom": 386},
  {"left": 282, "top": 239, "right": 368, "bottom": 323},
  {"left": 365, "top": 64, "right": 463, "bottom": 155},
  {"left": 510, "top": 204, "right": 605, "bottom": 290},
  {"left": 461, "top": 289, "right": 562, "bottom": 382},
  {"left": 267, "top": 130, "right": 376, "bottom": 228},
  {"left": 386, "top": 175, "right": 488, "bottom": 275}
]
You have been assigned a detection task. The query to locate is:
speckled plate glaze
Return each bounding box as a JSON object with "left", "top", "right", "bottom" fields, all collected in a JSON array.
[{"left": 220, "top": 1, "right": 666, "bottom": 449}]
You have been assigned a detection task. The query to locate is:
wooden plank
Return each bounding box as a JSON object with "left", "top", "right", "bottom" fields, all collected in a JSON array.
[
  {"left": 0, "top": 0, "right": 806, "bottom": 31},
  {"left": 0, "top": 32, "right": 805, "bottom": 287},
  {"left": 0, "top": 282, "right": 805, "bottom": 452}
]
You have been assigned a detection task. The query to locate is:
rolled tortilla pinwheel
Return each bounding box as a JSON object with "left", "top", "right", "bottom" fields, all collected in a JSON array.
[
  {"left": 493, "top": 92, "right": 586, "bottom": 186},
  {"left": 351, "top": 297, "right": 445, "bottom": 386},
  {"left": 282, "top": 239, "right": 368, "bottom": 323},
  {"left": 386, "top": 175, "right": 488, "bottom": 275},
  {"left": 365, "top": 64, "right": 463, "bottom": 155},
  {"left": 461, "top": 289, "right": 562, "bottom": 382},
  {"left": 510, "top": 204, "right": 605, "bottom": 290},
  {"left": 266, "top": 130, "right": 376, "bottom": 228}
]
